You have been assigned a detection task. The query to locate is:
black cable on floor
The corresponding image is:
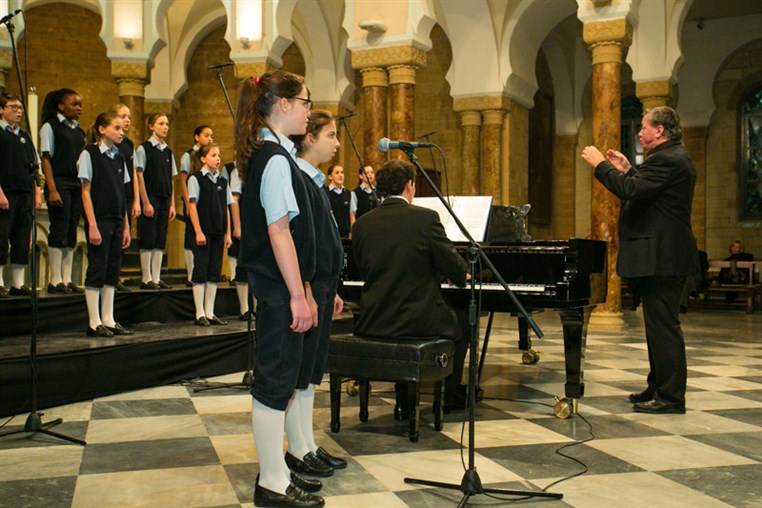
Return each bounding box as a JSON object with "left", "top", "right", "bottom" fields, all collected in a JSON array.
[{"left": 0, "top": 416, "right": 15, "bottom": 429}]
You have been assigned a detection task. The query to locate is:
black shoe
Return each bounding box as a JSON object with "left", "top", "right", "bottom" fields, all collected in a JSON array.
[
  {"left": 315, "top": 447, "right": 347, "bottom": 470},
  {"left": 48, "top": 282, "right": 72, "bottom": 294},
  {"left": 207, "top": 315, "right": 228, "bottom": 326},
  {"left": 9, "top": 285, "right": 32, "bottom": 296},
  {"left": 253, "top": 480, "right": 324, "bottom": 507},
  {"left": 156, "top": 280, "right": 172, "bottom": 289},
  {"left": 628, "top": 389, "right": 654, "bottom": 404},
  {"left": 67, "top": 282, "right": 84, "bottom": 294},
  {"left": 106, "top": 323, "right": 134, "bottom": 336},
  {"left": 140, "top": 281, "right": 158, "bottom": 290},
  {"left": 87, "top": 324, "right": 114, "bottom": 337},
  {"left": 184, "top": 279, "right": 193, "bottom": 288},
  {"left": 444, "top": 384, "right": 468, "bottom": 414},
  {"left": 240, "top": 310, "right": 254, "bottom": 321},
  {"left": 633, "top": 399, "right": 685, "bottom": 414},
  {"left": 195, "top": 316, "right": 211, "bottom": 327},
  {"left": 285, "top": 452, "right": 334, "bottom": 477},
  {"left": 290, "top": 471, "right": 322, "bottom": 493},
  {"left": 116, "top": 281, "right": 131, "bottom": 292}
]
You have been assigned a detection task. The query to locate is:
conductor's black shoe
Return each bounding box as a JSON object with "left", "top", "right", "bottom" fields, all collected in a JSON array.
[
  {"left": 633, "top": 399, "right": 685, "bottom": 414},
  {"left": 140, "top": 281, "right": 158, "bottom": 290},
  {"left": 253, "top": 480, "right": 324, "bottom": 507},
  {"left": 156, "top": 280, "right": 172, "bottom": 289},
  {"left": 628, "top": 389, "right": 654, "bottom": 404},
  {"left": 67, "top": 282, "right": 84, "bottom": 294},
  {"left": 195, "top": 316, "right": 211, "bottom": 327},
  {"left": 87, "top": 324, "right": 114, "bottom": 338},
  {"left": 285, "top": 452, "right": 334, "bottom": 477},
  {"left": 48, "top": 282, "right": 72, "bottom": 294},
  {"left": 207, "top": 315, "right": 228, "bottom": 326},
  {"left": 9, "top": 285, "right": 32, "bottom": 296},
  {"left": 290, "top": 471, "right": 322, "bottom": 493},
  {"left": 106, "top": 323, "right": 134, "bottom": 336},
  {"left": 315, "top": 447, "right": 347, "bottom": 469},
  {"left": 116, "top": 281, "right": 131, "bottom": 292}
]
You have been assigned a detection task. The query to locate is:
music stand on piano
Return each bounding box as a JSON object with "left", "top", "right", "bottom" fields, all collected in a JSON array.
[{"left": 397, "top": 147, "right": 563, "bottom": 505}]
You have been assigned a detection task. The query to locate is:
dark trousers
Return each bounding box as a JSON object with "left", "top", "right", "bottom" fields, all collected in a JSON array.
[
  {"left": 637, "top": 276, "right": 687, "bottom": 404},
  {"left": 85, "top": 218, "right": 123, "bottom": 288},
  {"left": 191, "top": 234, "right": 223, "bottom": 284},
  {"left": 138, "top": 196, "right": 170, "bottom": 250},
  {"left": 301, "top": 280, "right": 337, "bottom": 387},
  {"left": 46, "top": 183, "right": 82, "bottom": 248},
  {"left": 0, "top": 192, "right": 32, "bottom": 265}
]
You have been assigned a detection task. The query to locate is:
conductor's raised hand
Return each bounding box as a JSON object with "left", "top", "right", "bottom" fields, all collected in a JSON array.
[
  {"left": 606, "top": 149, "right": 632, "bottom": 174},
  {"left": 581, "top": 146, "right": 606, "bottom": 167}
]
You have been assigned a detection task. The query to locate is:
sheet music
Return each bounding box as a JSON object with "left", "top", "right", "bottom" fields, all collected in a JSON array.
[{"left": 413, "top": 195, "right": 493, "bottom": 242}]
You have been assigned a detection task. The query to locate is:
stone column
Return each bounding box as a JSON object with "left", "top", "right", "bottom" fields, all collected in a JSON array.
[
  {"left": 635, "top": 80, "right": 673, "bottom": 112},
  {"left": 482, "top": 109, "right": 505, "bottom": 200},
  {"left": 683, "top": 126, "right": 708, "bottom": 250},
  {"left": 112, "top": 62, "right": 149, "bottom": 144},
  {"left": 583, "top": 18, "right": 632, "bottom": 328},
  {"left": 460, "top": 111, "right": 481, "bottom": 195},
  {"left": 388, "top": 65, "right": 416, "bottom": 161},
  {"left": 359, "top": 67, "right": 388, "bottom": 171},
  {"left": 0, "top": 49, "right": 11, "bottom": 93}
]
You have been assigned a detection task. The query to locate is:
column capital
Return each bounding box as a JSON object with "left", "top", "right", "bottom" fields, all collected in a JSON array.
[
  {"left": 635, "top": 80, "right": 674, "bottom": 111},
  {"left": 453, "top": 95, "right": 507, "bottom": 113},
  {"left": 360, "top": 67, "right": 388, "bottom": 88},
  {"left": 351, "top": 45, "right": 426, "bottom": 70},
  {"left": 388, "top": 65, "right": 417, "bottom": 86},
  {"left": 111, "top": 61, "right": 149, "bottom": 97},
  {"left": 460, "top": 111, "right": 482, "bottom": 127},
  {"left": 482, "top": 109, "right": 505, "bottom": 125},
  {"left": 583, "top": 18, "right": 633, "bottom": 48}
]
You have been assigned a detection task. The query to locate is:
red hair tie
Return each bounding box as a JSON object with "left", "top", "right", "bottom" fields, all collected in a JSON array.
[{"left": 253, "top": 76, "right": 260, "bottom": 85}]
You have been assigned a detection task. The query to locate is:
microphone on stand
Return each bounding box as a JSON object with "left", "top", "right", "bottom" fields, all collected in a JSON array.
[
  {"left": 0, "top": 9, "right": 22, "bottom": 24},
  {"left": 207, "top": 62, "right": 235, "bottom": 70},
  {"left": 377, "top": 137, "right": 434, "bottom": 152},
  {"left": 335, "top": 112, "right": 356, "bottom": 122}
]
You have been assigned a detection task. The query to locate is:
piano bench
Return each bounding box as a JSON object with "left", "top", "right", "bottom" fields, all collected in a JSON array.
[{"left": 326, "top": 333, "right": 454, "bottom": 442}]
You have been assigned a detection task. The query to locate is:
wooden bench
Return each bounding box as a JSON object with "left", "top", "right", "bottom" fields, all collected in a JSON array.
[{"left": 702, "top": 261, "right": 762, "bottom": 313}]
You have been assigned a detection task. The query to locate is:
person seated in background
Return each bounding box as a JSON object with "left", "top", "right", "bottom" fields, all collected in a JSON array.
[{"left": 719, "top": 240, "right": 754, "bottom": 302}]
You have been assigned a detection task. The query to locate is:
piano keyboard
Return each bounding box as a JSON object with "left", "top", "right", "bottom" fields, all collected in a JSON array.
[{"left": 341, "top": 280, "right": 548, "bottom": 293}]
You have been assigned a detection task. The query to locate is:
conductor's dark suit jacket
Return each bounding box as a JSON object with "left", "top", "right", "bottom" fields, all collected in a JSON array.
[
  {"left": 594, "top": 139, "right": 699, "bottom": 278},
  {"left": 352, "top": 197, "right": 468, "bottom": 339}
]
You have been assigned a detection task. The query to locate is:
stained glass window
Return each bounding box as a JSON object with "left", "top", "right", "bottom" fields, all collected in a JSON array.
[{"left": 740, "top": 86, "right": 762, "bottom": 221}]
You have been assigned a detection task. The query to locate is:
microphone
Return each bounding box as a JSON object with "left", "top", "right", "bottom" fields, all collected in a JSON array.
[
  {"left": 0, "top": 9, "right": 22, "bottom": 24},
  {"left": 377, "top": 137, "right": 434, "bottom": 152},
  {"left": 334, "top": 112, "right": 356, "bottom": 122},
  {"left": 207, "top": 62, "right": 235, "bottom": 70}
]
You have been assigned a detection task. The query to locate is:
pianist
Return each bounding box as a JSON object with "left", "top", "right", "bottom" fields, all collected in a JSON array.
[{"left": 351, "top": 159, "right": 470, "bottom": 415}]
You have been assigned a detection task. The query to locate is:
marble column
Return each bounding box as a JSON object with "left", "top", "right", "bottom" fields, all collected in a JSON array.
[
  {"left": 460, "top": 111, "right": 481, "bottom": 195},
  {"left": 112, "top": 62, "right": 149, "bottom": 145},
  {"left": 482, "top": 109, "right": 505, "bottom": 201},
  {"left": 388, "top": 65, "right": 416, "bottom": 161},
  {"left": 584, "top": 18, "right": 632, "bottom": 328},
  {"left": 360, "top": 67, "right": 388, "bottom": 171}
]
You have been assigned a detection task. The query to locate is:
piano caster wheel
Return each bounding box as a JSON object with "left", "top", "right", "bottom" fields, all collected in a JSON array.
[
  {"left": 522, "top": 349, "right": 540, "bottom": 365},
  {"left": 346, "top": 380, "right": 359, "bottom": 396},
  {"left": 553, "top": 397, "right": 578, "bottom": 419}
]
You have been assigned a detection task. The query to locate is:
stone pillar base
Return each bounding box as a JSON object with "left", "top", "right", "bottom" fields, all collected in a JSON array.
[{"left": 589, "top": 311, "right": 626, "bottom": 331}]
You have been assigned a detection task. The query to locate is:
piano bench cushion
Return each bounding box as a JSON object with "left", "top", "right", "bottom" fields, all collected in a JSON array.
[{"left": 327, "top": 333, "right": 454, "bottom": 383}]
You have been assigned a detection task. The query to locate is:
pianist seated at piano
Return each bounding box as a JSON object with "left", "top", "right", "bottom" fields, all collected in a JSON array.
[{"left": 351, "top": 159, "right": 471, "bottom": 416}]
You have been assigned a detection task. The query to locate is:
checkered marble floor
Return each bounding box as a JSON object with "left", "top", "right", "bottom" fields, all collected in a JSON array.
[{"left": 1, "top": 308, "right": 760, "bottom": 507}]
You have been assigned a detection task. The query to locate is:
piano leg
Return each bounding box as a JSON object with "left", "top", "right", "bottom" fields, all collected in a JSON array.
[
  {"left": 554, "top": 307, "right": 591, "bottom": 418},
  {"left": 518, "top": 315, "right": 540, "bottom": 365}
]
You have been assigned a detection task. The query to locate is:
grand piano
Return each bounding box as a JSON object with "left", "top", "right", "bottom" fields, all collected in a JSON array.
[{"left": 339, "top": 237, "right": 608, "bottom": 418}]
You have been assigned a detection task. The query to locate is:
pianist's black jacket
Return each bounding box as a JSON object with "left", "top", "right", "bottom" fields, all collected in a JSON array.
[
  {"left": 594, "top": 138, "right": 699, "bottom": 278},
  {"left": 352, "top": 197, "right": 468, "bottom": 339}
]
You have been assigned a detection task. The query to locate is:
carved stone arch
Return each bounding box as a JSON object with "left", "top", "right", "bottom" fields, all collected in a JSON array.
[
  {"left": 21, "top": 0, "right": 103, "bottom": 43},
  {"left": 269, "top": 0, "right": 298, "bottom": 68}
]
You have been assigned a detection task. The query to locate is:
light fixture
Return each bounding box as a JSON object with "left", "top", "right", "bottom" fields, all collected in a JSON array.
[
  {"left": 358, "top": 20, "right": 387, "bottom": 33},
  {"left": 240, "top": 37, "right": 250, "bottom": 49},
  {"left": 123, "top": 38, "right": 134, "bottom": 50}
]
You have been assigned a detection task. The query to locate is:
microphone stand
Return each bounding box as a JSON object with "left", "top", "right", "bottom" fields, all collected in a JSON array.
[
  {"left": 399, "top": 148, "right": 560, "bottom": 505},
  {"left": 0, "top": 15, "right": 85, "bottom": 445},
  {"left": 336, "top": 116, "right": 378, "bottom": 209}
]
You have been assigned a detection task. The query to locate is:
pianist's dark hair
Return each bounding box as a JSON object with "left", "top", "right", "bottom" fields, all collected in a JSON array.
[{"left": 375, "top": 159, "right": 415, "bottom": 198}]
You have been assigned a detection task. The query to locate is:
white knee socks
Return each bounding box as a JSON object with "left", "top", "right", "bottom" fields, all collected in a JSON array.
[
  {"left": 252, "top": 399, "right": 290, "bottom": 494},
  {"left": 192, "top": 283, "right": 205, "bottom": 319},
  {"left": 236, "top": 282, "right": 249, "bottom": 315},
  {"left": 204, "top": 282, "right": 217, "bottom": 318},
  {"left": 11, "top": 264, "right": 25, "bottom": 288},
  {"left": 298, "top": 384, "right": 318, "bottom": 453},
  {"left": 85, "top": 287, "right": 101, "bottom": 329},
  {"left": 150, "top": 250, "right": 163, "bottom": 283},
  {"left": 139, "top": 250, "right": 152, "bottom": 284},
  {"left": 101, "top": 285, "right": 116, "bottom": 327},
  {"left": 184, "top": 249, "right": 193, "bottom": 282},
  {"left": 61, "top": 248, "right": 73, "bottom": 285},
  {"left": 48, "top": 247, "right": 63, "bottom": 286},
  {"left": 285, "top": 391, "right": 310, "bottom": 459}
]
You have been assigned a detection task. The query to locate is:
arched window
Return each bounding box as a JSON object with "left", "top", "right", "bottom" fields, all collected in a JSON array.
[
  {"left": 740, "top": 86, "right": 762, "bottom": 221},
  {"left": 621, "top": 95, "right": 643, "bottom": 166}
]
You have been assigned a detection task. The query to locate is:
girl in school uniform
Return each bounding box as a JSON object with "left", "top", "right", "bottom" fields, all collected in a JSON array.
[
  {"left": 39, "top": 88, "right": 86, "bottom": 294},
  {"left": 235, "top": 71, "right": 323, "bottom": 507},
  {"left": 324, "top": 164, "right": 352, "bottom": 238},
  {"left": 288, "top": 110, "right": 347, "bottom": 474},
  {"left": 135, "top": 113, "right": 177, "bottom": 290},
  {"left": 0, "top": 93, "right": 41, "bottom": 297},
  {"left": 179, "top": 125, "right": 213, "bottom": 287},
  {"left": 221, "top": 160, "right": 252, "bottom": 320},
  {"left": 78, "top": 112, "right": 132, "bottom": 337},
  {"left": 187, "top": 143, "right": 232, "bottom": 326}
]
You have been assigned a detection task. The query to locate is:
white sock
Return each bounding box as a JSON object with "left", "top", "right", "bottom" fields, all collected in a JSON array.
[
  {"left": 184, "top": 249, "right": 194, "bottom": 281},
  {"left": 285, "top": 392, "right": 310, "bottom": 459},
  {"left": 101, "top": 285, "right": 116, "bottom": 327},
  {"left": 151, "top": 250, "right": 163, "bottom": 283},
  {"left": 204, "top": 282, "right": 217, "bottom": 318},
  {"left": 85, "top": 287, "right": 101, "bottom": 329},
  {"left": 139, "top": 250, "right": 152, "bottom": 284},
  {"left": 252, "top": 399, "right": 290, "bottom": 494},
  {"left": 11, "top": 264, "right": 25, "bottom": 288},
  {"left": 61, "top": 248, "right": 73, "bottom": 285},
  {"left": 48, "top": 247, "right": 63, "bottom": 286},
  {"left": 0, "top": 268, "right": 4, "bottom": 287},
  {"left": 236, "top": 282, "right": 249, "bottom": 315},
  {"left": 192, "top": 283, "right": 205, "bottom": 319},
  {"left": 298, "top": 385, "right": 318, "bottom": 453},
  {"left": 228, "top": 256, "right": 237, "bottom": 281}
]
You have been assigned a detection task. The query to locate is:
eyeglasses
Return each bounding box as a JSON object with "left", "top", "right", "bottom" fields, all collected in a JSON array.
[
  {"left": 5, "top": 105, "right": 23, "bottom": 111},
  {"left": 289, "top": 96, "right": 312, "bottom": 111}
]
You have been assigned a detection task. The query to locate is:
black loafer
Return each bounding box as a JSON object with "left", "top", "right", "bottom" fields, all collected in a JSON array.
[
  {"left": 106, "top": 323, "right": 134, "bottom": 336},
  {"left": 195, "top": 316, "right": 211, "bottom": 327},
  {"left": 140, "top": 281, "right": 158, "bottom": 290},
  {"left": 87, "top": 324, "right": 114, "bottom": 338},
  {"left": 633, "top": 399, "right": 685, "bottom": 414},
  {"left": 67, "top": 282, "right": 84, "bottom": 294},
  {"left": 240, "top": 310, "right": 254, "bottom": 321},
  {"left": 207, "top": 315, "right": 228, "bottom": 326},
  {"left": 9, "top": 285, "right": 32, "bottom": 296},
  {"left": 628, "top": 389, "right": 654, "bottom": 404},
  {"left": 290, "top": 471, "right": 322, "bottom": 493},
  {"left": 156, "top": 280, "right": 172, "bottom": 289},
  {"left": 315, "top": 447, "right": 347, "bottom": 469},
  {"left": 48, "top": 282, "right": 72, "bottom": 294},
  {"left": 116, "top": 281, "right": 131, "bottom": 292},
  {"left": 285, "top": 452, "right": 334, "bottom": 477},
  {"left": 253, "top": 480, "right": 324, "bottom": 507}
]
